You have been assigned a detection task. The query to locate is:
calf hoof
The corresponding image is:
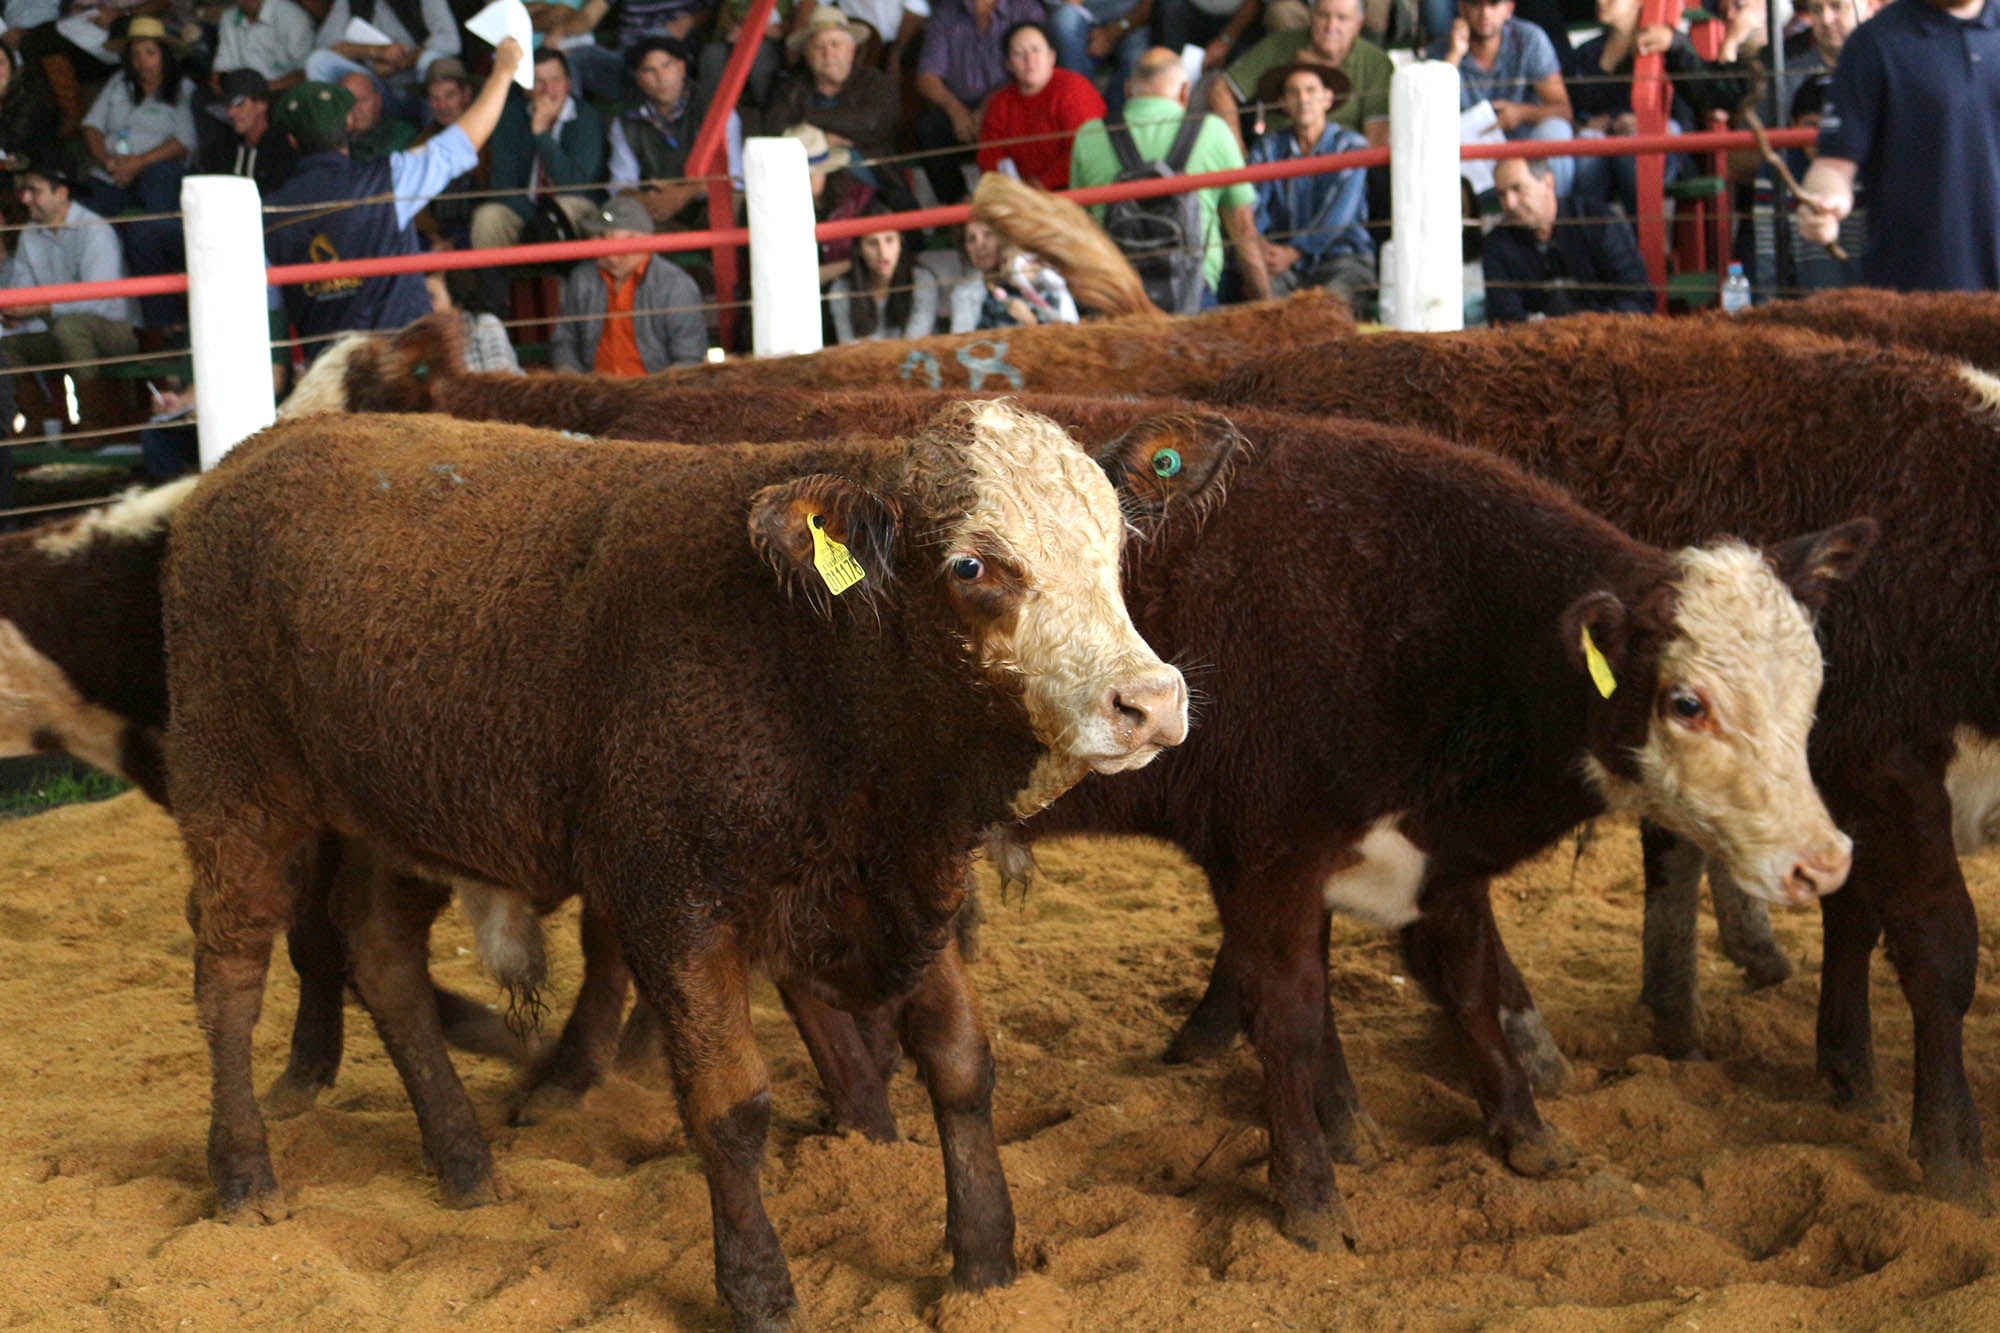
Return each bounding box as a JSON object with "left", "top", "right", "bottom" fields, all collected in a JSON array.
[
  {"left": 1162, "top": 1008, "right": 1238, "bottom": 1066},
  {"left": 511, "top": 1082, "right": 583, "bottom": 1127},
  {"left": 950, "top": 1250, "right": 1018, "bottom": 1292},
  {"left": 1501, "top": 1007, "right": 1572, "bottom": 1097},
  {"left": 1739, "top": 949, "right": 1793, "bottom": 991},
  {"left": 442, "top": 1176, "right": 500, "bottom": 1210},
  {"left": 1281, "top": 1195, "right": 1361, "bottom": 1253},
  {"left": 435, "top": 1153, "right": 499, "bottom": 1210},
  {"left": 219, "top": 1185, "right": 290, "bottom": 1226},
  {"left": 1502, "top": 1126, "right": 1579, "bottom": 1178},
  {"left": 835, "top": 1105, "right": 900, "bottom": 1144},
  {"left": 1325, "top": 1108, "right": 1387, "bottom": 1167},
  {"left": 260, "top": 1071, "right": 329, "bottom": 1120},
  {"left": 729, "top": 1309, "right": 796, "bottom": 1333}
]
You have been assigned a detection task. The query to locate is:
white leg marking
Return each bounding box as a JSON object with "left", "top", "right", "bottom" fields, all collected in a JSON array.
[{"left": 1322, "top": 815, "right": 1429, "bottom": 929}]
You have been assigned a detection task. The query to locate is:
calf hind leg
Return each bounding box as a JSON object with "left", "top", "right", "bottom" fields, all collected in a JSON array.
[
  {"left": 1163, "top": 924, "right": 1245, "bottom": 1065},
  {"left": 1402, "top": 878, "right": 1574, "bottom": 1177},
  {"left": 264, "top": 836, "right": 348, "bottom": 1118},
  {"left": 516, "top": 903, "right": 630, "bottom": 1125},
  {"left": 333, "top": 848, "right": 496, "bottom": 1207},
  {"left": 781, "top": 984, "right": 899, "bottom": 1142},
  {"left": 1709, "top": 864, "right": 1792, "bottom": 989}
]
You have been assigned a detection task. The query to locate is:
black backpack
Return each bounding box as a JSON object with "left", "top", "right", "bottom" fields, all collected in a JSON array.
[{"left": 1102, "top": 110, "right": 1209, "bottom": 315}]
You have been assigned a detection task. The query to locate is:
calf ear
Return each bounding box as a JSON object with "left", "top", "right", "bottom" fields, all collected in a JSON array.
[
  {"left": 1559, "top": 589, "right": 1630, "bottom": 700},
  {"left": 748, "top": 474, "right": 902, "bottom": 614},
  {"left": 1767, "top": 517, "right": 1877, "bottom": 612},
  {"left": 1093, "top": 411, "right": 1245, "bottom": 534}
]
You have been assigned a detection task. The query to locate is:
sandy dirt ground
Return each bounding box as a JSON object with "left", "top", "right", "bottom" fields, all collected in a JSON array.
[{"left": 4, "top": 793, "right": 2000, "bottom": 1331}]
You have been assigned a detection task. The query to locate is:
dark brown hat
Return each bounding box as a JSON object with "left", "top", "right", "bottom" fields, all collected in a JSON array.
[{"left": 1253, "top": 57, "right": 1353, "bottom": 111}]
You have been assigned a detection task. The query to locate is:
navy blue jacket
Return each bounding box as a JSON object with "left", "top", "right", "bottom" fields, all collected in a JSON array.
[
  {"left": 1481, "top": 198, "right": 1653, "bottom": 323},
  {"left": 266, "top": 152, "right": 432, "bottom": 350}
]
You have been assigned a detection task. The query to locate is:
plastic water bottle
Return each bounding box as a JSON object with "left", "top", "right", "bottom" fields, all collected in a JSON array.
[{"left": 1720, "top": 261, "right": 1751, "bottom": 313}]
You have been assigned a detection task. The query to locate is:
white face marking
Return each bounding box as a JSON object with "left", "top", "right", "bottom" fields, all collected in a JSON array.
[
  {"left": 0, "top": 619, "right": 134, "bottom": 779},
  {"left": 1321, "top": 814, "right": 1428, "bottom": 928},
  {"left": 276, "top": 333, "right": 370, "bottom": 418},
  {"left": 1945, "top": 726, "right": 2000, "bottom": 855},
  {"left": 1957, "top": 363, "right": 2000, "bottom": 418},
  {"left": 33, "top": 476, "right": 197, "bottom": 561},
  {"left": 1588, "top": 542, "right": 1851, "bottom": 907},
  {"left": 918, "top": 401, "right": 1188, "bottom": 785},
  {"left": 455, "top": 883, "right": 546, "bottom": 992}
]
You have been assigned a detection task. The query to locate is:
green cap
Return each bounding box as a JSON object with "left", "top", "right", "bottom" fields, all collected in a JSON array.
[{"left": 272, "top": 81, "right": 357, "bottom": 144}]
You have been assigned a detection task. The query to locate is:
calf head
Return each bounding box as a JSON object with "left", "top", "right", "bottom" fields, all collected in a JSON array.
[
  {"left": 277, "top": 314, "right": 457, "bottom": 419},
  {"left": 1569, "top": 519, "right": 1876, "bottom": 908},
  {"left": 751, "top": 402, "right": 1235, "bottom": 811}
]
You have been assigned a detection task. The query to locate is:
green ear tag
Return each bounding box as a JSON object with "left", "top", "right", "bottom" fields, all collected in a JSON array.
[
  {"left": 810, "top": 514, "right": 867, "bottom": 595},
  {"left": 1152, "top": 447, "right": 1183, "bottom": 478},
  {"left": 1581, "top": 626, "right": 1617, "bottom": 699}
]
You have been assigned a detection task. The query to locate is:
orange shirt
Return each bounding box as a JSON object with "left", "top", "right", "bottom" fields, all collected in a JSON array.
[{"left": 593, "top": 256, "right": 651, "bottom": 377}]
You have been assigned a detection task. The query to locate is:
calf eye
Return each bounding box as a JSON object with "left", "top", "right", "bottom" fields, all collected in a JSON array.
[
  {"left": 951, "top": 555, "right": 985, "bottom": 582},
  {"left": 1667, "top": 688, "right": 1707, "bottom": 724}
]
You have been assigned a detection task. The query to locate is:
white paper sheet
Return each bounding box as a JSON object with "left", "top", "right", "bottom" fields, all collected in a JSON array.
[
  {"left": 1180, "top": 43, "right": 1204, "bottom": 88},
  {"left": 1458, "top": 99, "right": 1506, "bottom": 195},
  {"left": 465, "top": 0, "right": 534, "bottom": 90},
  {"left": 343, "top": 15, "right": 394, "bottom": 45}
]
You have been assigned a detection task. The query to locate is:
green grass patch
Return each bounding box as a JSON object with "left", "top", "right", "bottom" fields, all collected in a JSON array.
[{"left": 0, "top": 764, "right": 131, "bottom": 819}]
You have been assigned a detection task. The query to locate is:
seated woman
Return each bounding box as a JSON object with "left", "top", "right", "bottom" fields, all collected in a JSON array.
[
  {"left": 827, "top": 211, "right": 938, "bottom": 343},
  {"left": 76, "top": 15, "right": 196, "bottom": 217},
  {"left": 1569, "top": 0, "right": 1759, "bottom": 216},
  {"left": 948, "top": 216, "right": 1078, "bottom": 334},
  {"left": 976, "top": 19, "right": 1105, "bottom": 191}
]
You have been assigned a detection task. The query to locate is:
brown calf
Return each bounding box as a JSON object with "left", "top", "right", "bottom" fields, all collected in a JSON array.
[
  {"left": 1210, "top": 314, "right": 2000, "bottom": 1205},
  {"left": 1730, "top": 288, "right": 2000, "bottom": 372},
  {"left": 264, "top": 358, "right": 1866, "bottom": 1247},
  {"left": 162, "top": 405, "right": 1204, "bottom": 1327}
]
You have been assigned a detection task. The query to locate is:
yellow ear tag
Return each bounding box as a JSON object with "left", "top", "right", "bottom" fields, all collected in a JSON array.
[
  {"left": 1581, "top": 626, "right": 1617, "bottom": 699},
  {"left": 810, "top": 514, "right": 867, "bottom": 595}
]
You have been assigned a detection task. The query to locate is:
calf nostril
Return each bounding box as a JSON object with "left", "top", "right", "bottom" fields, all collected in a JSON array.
[{"left": 1111, "top": 690, "right": 1151, "bottom": 728}]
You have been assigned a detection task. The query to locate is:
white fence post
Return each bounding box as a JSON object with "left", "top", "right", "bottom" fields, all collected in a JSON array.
[
  {"left": 182, "top": 175, "right": 275, "bottom": 469},
  {"left": 743, "top": 136, "right": 824, "bottom": 358},
  {"left": 1388, "top": 61, "right": 1464, "bottom": 332}
]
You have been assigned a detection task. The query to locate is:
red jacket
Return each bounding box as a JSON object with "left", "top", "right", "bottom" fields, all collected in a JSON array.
[{"left": 977, "top": 68, "right": 1106, "bottom": 190}]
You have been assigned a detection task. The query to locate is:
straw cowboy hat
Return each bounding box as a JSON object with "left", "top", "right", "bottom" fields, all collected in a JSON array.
[
  {"left": 108, "top": 15, "right": 191, "bottom": 58},
  {"left": 786, "top": 4, "right": 875, "bottom": 56}
]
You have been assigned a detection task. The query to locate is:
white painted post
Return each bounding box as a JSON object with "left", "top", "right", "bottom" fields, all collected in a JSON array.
[
  {"left": 743, "top": 136, "right": 824, "bottom": 358},
  {"left": 182, "top": 175, "right": 276, "bottom": 469},
  {"left": 1388, "top": 62, "right": 1465, "bottom": 332}
]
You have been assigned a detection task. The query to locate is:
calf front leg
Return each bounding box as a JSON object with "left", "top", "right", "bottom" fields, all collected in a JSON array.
[
  {"left": 1226, "top": 876, "right": 1358, "bottom": 1252},
  {"left": 1639, "top": 820, "right": 1708, "bottom": 1060},
  {"left": 899, "top": 943, "right": 1016, "bottom": 1290},
  {"left": 1708, "top": 863, "right": 1792, "bottom": 989},
  {"left": 1816, "top": 869, "right": 1882, "bottom": 1109},
  {"left": 1164, "top": 914, "right": 1245, "bottom": 1065},
  {"left": 334, "top": 850, "right": 496, "bottom": 1208},
  {"left": 1402, "top": 877, "right": 1574, "bottom": 1177},
  {"left": 629, "top": 931, "right": 794, "bottom": 1331}
]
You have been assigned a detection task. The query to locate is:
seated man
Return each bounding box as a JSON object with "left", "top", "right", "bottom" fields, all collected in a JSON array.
[
  {"left": 470, "top": 47, "right": 603, "bottom": 251},
  {"left": 1045, "top": 0, "right": 1148, "bottom": 97},
  {"left": 307, "top": 0, "right": 461, "bottom": 118},
  {"left": 1481, "top": 154, "right": 1650, "bottom": 322},
  {"left": 1431, "top": 0, "right": 1576, "bottom": 195},
  {"left": 553, "top": 194, "right": 709, "bottom": 374},
  {"left": 608, "top": 36, "right": 719, "bottom": 231},
  {"left": 913, "top": 0, "right": 1045, "bottom": 203},
  {"left": 1247, "top": 56, "right": 1372, "bottom": 310},
  {"left": 762, "top": 7, "right": 902, "bottom": 177},
  {"left": 212, "top": 0, "right": 314, "bottom": 96},
  {"left": 342, "top": 67, "right": 416, "bottom": 159},
  {"left": 1214, "top": 0, "right": 1391, "bottom": 151},
  {"left": 266, "top": 39, "right": 521, "bottom": 355},
  {"left": 1, "top": 158, "right": 139, "bottom": 434}
]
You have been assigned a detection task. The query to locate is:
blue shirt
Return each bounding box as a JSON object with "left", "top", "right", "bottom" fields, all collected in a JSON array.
[
  {"left": 1818, "top": 0, "right": 2000, "bottom": 291},
  {"left": 1428, "top": 19, "right": 1561, "bottom": 111},
  {"left": 1248, "top": 122, "right": 1372, "bottom": 268}
]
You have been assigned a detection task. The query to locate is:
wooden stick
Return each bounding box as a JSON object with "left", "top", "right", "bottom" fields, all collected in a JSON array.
[{"left": 1742, "top": 108, "right": 1849, "bottom": 262}]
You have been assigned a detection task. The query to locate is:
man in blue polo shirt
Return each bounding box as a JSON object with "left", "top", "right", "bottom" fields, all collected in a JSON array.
[
  {"left": 266, "top": 38, "right": 522, "bottom": 355},
  {"left": 1801, "top": 0, "right": 2000, "bottom": 290}
]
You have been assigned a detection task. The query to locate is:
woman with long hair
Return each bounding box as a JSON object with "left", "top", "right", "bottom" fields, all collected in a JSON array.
[
  {"left": 947, "top": 215, "right": 1078, "bottom": 333},
  {"left": 77, "top": 14, "right": 196, "bottom": 216},
  {"left": 828, "top": 213, "right": 939, "bottom": 343}
]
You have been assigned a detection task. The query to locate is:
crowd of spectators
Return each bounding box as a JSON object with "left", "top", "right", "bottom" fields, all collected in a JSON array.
[{"left": 0, "top": 0, "right": 1927, "bottom": 452}]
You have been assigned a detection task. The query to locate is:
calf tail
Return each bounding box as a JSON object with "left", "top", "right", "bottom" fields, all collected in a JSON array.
[{"left": 971, "top": 172, "right": 1162, "bottom": 321}]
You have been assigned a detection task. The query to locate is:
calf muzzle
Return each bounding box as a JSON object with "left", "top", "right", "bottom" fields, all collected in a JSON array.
[
  {"left": 1096, "top": 668, "right": 1189, "bottom": 768},
  {"left": 1783, "top": 842, "right": 1852, "bottom": 906}
]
